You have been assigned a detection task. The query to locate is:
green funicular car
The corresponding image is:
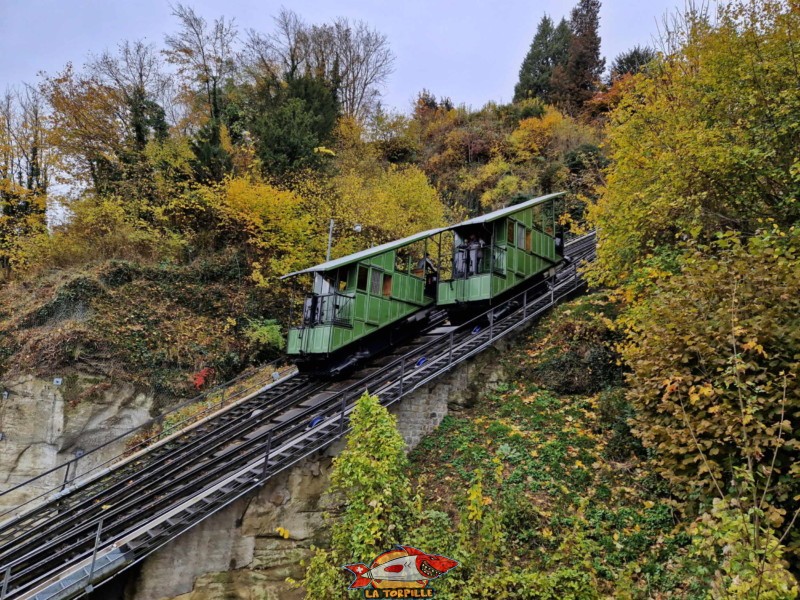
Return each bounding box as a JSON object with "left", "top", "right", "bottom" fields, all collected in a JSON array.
[{"left": 283, "top": 192, "right": 565, "bottom": 373}]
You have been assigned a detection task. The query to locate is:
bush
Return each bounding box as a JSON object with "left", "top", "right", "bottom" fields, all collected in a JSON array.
[
  {"left": 527, "top": 296, "right": 623, "bottom": 395},
  {"left": 596, "top": 387, "right": 644, "bottom": 461},
  {"left": 622, "top": 230, "right": 800, "bottom": 531},
  {"left": 682, "top": 498, "right": 799, "bottom": 599},
  {"left": 243, "top": 318, "right": 285, "bottom": 356},
  {"left": 20, "top": 196, "right": 183, "bottom": 272}
]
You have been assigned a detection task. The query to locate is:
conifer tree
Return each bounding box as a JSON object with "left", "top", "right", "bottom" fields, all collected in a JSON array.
[
  {"left": 608, "top": 45, "right": 656, "bottom": 82},
  {"left": 550, "top": 0, "right": 605, "bottom": 113},
  {"left": 514, "top": 15, "right": 570, "bottom": 103}
]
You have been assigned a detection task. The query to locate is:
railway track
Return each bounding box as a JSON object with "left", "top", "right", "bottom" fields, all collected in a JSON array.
[{"left": 0, "top": 232, "right": 595, "bottom": 600}]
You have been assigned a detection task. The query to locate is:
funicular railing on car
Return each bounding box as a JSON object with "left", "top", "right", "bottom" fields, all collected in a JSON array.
[
  {"left": 450, "top": 244, "right": 506, "bottom": 280},
  {"left": 302, "top": 292, "right": 354, "bottom": 328}
]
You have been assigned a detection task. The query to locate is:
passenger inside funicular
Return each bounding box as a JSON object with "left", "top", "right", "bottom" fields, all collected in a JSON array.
[
  {"left": 454, "top": 227, "right": 489, "bottom": 278},
  {"left": 415, "top": 252, "right": 438, "bottom": 297}
]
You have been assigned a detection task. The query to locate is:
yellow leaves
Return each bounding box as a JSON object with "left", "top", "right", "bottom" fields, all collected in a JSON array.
[
  {"left": 741, "top": 339, "right": 767, "bottom": 357},
  {"left": 688, "top": 383, "right": 715, "bottom": 404},
  {"left": 508, "top": 107, "right": 565, "bottom": 161},
  {"left": 276, "top": 526, "right": 291, "bottom": 539},
  {"left": 522, "top": 393, "right": 540, "bottom": 405},
  {"left": 211, "top": 176, "right": 315, "bottom": 278}
]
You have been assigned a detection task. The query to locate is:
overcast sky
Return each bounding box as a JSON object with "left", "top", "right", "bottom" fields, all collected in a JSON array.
[{"left": 0, "top": 0, "right": 680, "bottom": 113}]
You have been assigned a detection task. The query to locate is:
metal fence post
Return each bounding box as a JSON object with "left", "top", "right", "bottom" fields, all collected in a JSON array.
[
  {"left": 489, "top": 309, "right": 494, "bottom": 339},
  {"left": 339, "top": 395, "right": 347, "bottom": 435},
  {"left": 399, "top": 358, "right": 405, "bottom": 397},
  {"left": 86, "top": 517, "right": 103, "bottom": 591},
  {"left": 61, "top": 461, "right": 71, "bottom": 491},
  {"left": 448, "top": 331, "right": 454, "bottom": 365},
  {"left": 523, "top": 290, "right": 528, "bottom": 319},
  {"left": 1, "top": 565, "right": 11, "bottom": 600},
  {"left": 551, "top": 278, "right": 555, "bottom": 304},
  {"left": 261, "top": 431, "right": 273, "bottom": 479}
]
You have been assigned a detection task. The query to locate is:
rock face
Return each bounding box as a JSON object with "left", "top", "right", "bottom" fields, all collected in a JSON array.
[
  {"left": 124, "top": 341, "right": 511, "bottom": 600},
  {"left": 0, "top": 373, "right": 153, "bottom": 516},
  {"left": 126, "top": 456, "right": 335, "bottom": 600}
]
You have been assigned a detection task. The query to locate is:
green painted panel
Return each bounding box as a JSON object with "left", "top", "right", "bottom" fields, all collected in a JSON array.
[{"left": 287, "top": 329, "right": 301, "bottom": 354}]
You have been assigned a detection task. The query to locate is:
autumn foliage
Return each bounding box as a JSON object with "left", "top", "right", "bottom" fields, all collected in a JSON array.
[{"left": 586, "top": 0, "right": 800, "bottom": 583}]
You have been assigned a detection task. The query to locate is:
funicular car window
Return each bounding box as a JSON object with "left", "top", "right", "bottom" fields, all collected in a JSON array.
[
  {"left": 370, "top": 269, "right": 382, "bottom": 295},
  {"left": 357, "top": 266, "right": 369, "bottom": 291}
]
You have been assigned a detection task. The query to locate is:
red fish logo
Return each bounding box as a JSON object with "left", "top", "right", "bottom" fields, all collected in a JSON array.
[{"left": 343, "top": 546, "right": 458, "bottom": 592}]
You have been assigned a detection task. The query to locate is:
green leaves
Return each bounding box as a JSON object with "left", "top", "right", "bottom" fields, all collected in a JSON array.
[
  {"left": 298, "top": 393, "right": 414, "bottom": 598},
  {"left": 588, "top": 1, "right": 800, "bottom": 288}
]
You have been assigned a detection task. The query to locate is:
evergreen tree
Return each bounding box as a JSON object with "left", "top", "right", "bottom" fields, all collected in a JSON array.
[
  {"left": 249, "top": 73, "right": 340, "bottom": 176},
  {"left": 190, "top": 120, "right": 232, "bottom": 183},
  {"left": 513, "top": 15, "right": 571, "bottom": 103},
  {"left": 550, "top": 0, "right": 605, "bottom": 113},
  {"left": 608, "top": 45, "right": 656, "bottom": 82}
]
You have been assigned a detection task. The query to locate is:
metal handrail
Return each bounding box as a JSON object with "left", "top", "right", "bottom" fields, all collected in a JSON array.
[{"left": 1, "top": 233, "right": 596, "bottom": 600}]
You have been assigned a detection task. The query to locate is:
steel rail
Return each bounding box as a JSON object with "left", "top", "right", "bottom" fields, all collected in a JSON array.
[{"left": 1, "top": 232, "right": 596, "bottom": 600}]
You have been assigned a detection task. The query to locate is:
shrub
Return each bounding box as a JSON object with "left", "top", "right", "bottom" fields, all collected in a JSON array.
[
  {"left": 243, "top": 318, "right": 285, "bottom": 355},
  {"left": 20, "top": 196, "right": 183, "bottom": 272},
  {"left": 528, "top": 296, "right": 622, "bottom": 395},
  {"left": 621, "top": 230, "right": 800, "bottom": 531},
  {"left": 596, "top": 387, "right": 644, "bottom": 461}
]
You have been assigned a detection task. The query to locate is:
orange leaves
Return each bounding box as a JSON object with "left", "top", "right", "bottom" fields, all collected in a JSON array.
[{"left": 741, "top": 339, "right": 767, "bottom": 357}]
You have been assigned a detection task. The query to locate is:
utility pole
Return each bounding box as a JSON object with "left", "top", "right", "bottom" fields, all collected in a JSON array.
[
  {"left": 326, "top": 219, "right": 335, "bottom": 262},
  {"left": 326, "top": 220, "right": 362, "bottom": 262}
]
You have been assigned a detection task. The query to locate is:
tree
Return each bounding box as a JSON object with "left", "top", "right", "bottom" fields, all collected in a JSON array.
[
  {"left": 42, "top": 64, "right": 129, "bottom": 190},
  {"left": 189, "top": 119, "right": 232, "bottom": 183},
  {"left": 587, "top": 1, "right": 800, "bottom": 288},
  {"left": 245, "top": 72, "right": 339, "bottom": 176},
  {"left": 0, "top": 88, "right": 49, "bottom": 278},
  {"left": 294, "top": 393, "right": 413, "bottom": 599},
  {"left": 550, "top": 0, "right": 605, "bottom": 113},
  {"left": 246, "top": 9, "right": 394, "bottom": 122},
  {"left": 164, "top": 3, "right": 238, "bottom": 123},
  {"left": 164, "top": 5, "right": 239, "bottom": 183},
  {"left": 87, "top": 40, "right": 170, "bottom": 150},
  {"left": 513, "top": 15, "right": 570, "bottom": 103},
  {"left": 44, "top": 44, "right": 170, "bottom": 201},
  {"left": 329, "top": 17, "right": 394, "bottom": 122},
  {"left": 608, "top": 45, "right": 656, "bottom": 82}
]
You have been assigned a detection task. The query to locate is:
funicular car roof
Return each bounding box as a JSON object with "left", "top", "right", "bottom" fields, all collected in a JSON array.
[{"left": 281, "top": 192, "right": 565, "bottom": 279}]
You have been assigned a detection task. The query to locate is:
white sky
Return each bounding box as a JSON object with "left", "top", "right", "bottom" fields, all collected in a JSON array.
[{"left": 0, "top": 0, "right": 681, "bottom": 113}]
